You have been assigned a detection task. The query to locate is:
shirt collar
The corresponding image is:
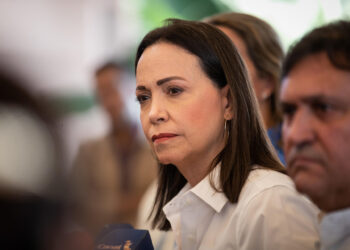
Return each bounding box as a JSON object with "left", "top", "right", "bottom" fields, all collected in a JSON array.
[
  {"left": 163, "top": 164, "right": 229, "bottom": 216},
  {"left": 190, "top": 164, "right": 228, "bottom": 213}
]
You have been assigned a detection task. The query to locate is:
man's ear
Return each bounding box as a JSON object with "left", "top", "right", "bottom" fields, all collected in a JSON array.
[{"left": 221, "top": 85, "right": 234, "bottom": 120}]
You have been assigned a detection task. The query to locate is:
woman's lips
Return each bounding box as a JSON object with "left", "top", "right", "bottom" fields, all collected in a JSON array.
[{"left": 152, "top": 133, "right": 177, "bottom": 142}]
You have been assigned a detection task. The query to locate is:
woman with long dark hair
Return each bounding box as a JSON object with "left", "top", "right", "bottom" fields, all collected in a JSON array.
[{"left": 135, "top": 19, "right": 319, "bottom": 249}]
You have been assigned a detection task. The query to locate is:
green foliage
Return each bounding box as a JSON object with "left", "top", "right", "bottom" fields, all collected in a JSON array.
[
  {"left": 141, "top": 0, "right": 183, "bottom": 32},
  {"left": 164, "top": 0, "right": 230, "bottom": 20},
  {"left": 140, "top": 0, "right": 230, "bottom": 32},
  {"left": 49, "top": 94, "right": 96, "bottom": 115}
]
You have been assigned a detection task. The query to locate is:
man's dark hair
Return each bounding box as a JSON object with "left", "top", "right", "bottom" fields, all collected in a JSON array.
[
  {"left": 95, "top": 61, "right": 123, "bottom": 77},
  {"left": 282, "top": 20, "right": 350, "bottom": 78}
]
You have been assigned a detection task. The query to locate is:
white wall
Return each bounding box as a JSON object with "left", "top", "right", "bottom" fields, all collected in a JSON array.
[
  {"left": 0, "top": 0, "right": 142, "bottom": 94},
  {"left": 0, "top": 0, "right": 143, "bottom": 168}
]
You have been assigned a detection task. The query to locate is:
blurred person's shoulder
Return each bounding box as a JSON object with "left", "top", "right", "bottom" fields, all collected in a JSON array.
[
  {"left": 77, "top": 133, "right": 112, "bottom": 153},
  {"left": 136, "top": 141, "right": 156, "bottom": 165},
  {"left": 133, "top": 139, "right": 158, "bottom": 187}
]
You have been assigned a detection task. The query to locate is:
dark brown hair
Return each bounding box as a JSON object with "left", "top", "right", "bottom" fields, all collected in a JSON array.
[
  {"left": 95, "top": 61, "right": 123, "bottom": 77},
  {"left": 135, "top": 19, "right": 285, "bottom": 230},
  {"left": 282, "top": 20, "right": 350, "bottom": 78},
  {"left": 206, "top": 12, "right": 284, "bottom": 126}
]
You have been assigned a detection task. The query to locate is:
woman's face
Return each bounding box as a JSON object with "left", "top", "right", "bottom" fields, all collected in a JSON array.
[{"left": 136, "top": 42, "right": 231, "bottom": 172}]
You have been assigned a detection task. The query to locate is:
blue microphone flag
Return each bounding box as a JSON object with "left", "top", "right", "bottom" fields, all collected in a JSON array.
[{"left": 95, "top": 224, "right": 154, "bottom": 250}]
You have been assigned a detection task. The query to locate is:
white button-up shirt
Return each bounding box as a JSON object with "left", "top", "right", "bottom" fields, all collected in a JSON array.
[
  {"left": 320, "top": 207, "right": 350, "bottom": 250},
  {"left": 163, "top": 166, "right": 320, "bottom": 250}
]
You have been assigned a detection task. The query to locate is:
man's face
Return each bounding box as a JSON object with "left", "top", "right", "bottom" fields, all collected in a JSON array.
[
  {"left": 280, "top": 52, "right": 350, "bottom": 211},
  {"left": 96, "top": 68, "right": 124, "bottom": 120}
]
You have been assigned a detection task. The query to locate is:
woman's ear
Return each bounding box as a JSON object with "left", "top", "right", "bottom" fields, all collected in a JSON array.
[
  {"left": 256, "top": 76, "right": 274, "bottom": 102},
  {"left": 221, "top": 85, "right": 234, "bottom": 120}
]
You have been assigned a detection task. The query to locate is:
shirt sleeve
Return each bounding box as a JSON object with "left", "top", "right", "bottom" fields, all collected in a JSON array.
[{"left": 237, "top": 185, "right": 320, "bottom": 250}]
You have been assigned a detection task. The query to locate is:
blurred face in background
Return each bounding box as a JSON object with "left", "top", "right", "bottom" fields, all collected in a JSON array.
[
  {"left": 96, "top": 67, "right": 124, "bottom": 121},
  {"left": 217, "top": 26, "right": 273, "bottom": 106},
  {"left": 281, "top": 52, "right": 350, "bottom": 211},
  {"left": 135, "top": 42, "right": 230, "bottom": 181}
]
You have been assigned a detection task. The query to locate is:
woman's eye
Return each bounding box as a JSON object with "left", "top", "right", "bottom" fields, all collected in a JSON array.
[
  {"left": 136, "top": 94, "right": 150, "bottom": 104},
  {"left": 167, "top": 87, "right": 183, "bottom": 96}
]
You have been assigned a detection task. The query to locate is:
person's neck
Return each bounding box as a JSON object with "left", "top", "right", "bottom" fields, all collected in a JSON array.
[
  {"left": 259, "top": 101, "right": 275, "bottom": 129},
  {"left": 317, "top": 189, "right": 350, "bottom": 213},
  {"left": 182, "top": 162, "right": 209, "bottom": 187},
  {"left": 111, "top": 119, "right": 136, "bottom": 151},
  {"left": 176, "top": 149, "right": 222, "bottom": 187}
]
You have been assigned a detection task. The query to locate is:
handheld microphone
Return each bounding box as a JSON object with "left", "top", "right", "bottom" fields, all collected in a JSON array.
[{"left": 95, "top": 224, "right": 154, "bottom": 250}]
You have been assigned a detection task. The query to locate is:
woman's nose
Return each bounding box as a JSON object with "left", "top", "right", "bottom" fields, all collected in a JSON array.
[{"left": 148, "top": 97, "right": 168, "bottom": 125}]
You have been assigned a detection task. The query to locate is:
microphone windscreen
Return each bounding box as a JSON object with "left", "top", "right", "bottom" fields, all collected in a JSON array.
[{"left": 95, "top": 224, "right": 154, "bottom": 250}]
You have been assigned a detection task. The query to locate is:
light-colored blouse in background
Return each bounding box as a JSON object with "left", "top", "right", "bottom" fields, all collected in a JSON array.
[{"left": 163, "top": 166, "right": 320, "bottom": 250}]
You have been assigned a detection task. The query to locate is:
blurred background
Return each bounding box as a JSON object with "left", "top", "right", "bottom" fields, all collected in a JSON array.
[{"left": 0, "top": 0, "right": 349, "bottom": 168}]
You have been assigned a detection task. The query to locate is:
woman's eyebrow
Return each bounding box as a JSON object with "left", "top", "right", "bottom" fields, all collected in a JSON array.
[
  {"left": 157, "top": 76, "right": 185, "bottom": 86},
  {"left": 136, "top": 76, "right": 185, "bottom": 91}
]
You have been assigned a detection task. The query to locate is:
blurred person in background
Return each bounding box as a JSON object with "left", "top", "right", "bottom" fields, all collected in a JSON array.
[
  {"left": 135, "top": 19, "right": 319, "bottom": 250},
  {"left": 69, "top": 61, "right": 157, "bottom": 237},
  {"left": 280, "top": 20, "right": 350, "bottom": 250},
  {"left": 0, "top": 70, "right": 72, "bottom": 249},
  {"left": 205, "top": 12, "right": 285, "bottom": 164}
]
